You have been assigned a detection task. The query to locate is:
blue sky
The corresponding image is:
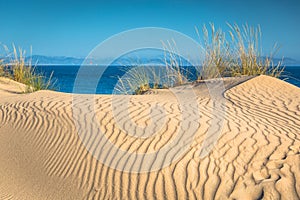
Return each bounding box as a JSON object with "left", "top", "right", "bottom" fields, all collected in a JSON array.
[{"left": 0, "top": 0, "right": 299, "bottom": 59}]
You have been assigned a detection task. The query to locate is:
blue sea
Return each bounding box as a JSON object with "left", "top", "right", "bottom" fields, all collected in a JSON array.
[{"left": 35, "top": 65, "right": 300, "bottom": 94}]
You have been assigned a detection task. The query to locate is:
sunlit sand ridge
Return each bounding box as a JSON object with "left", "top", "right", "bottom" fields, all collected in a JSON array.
[{"left": 0, "top": 75, "right": 299, "bottom": 199}]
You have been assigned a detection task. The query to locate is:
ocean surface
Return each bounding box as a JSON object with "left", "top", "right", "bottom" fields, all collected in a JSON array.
[{"left": 35, "top": 65, "right": 300, "bottom": 94}]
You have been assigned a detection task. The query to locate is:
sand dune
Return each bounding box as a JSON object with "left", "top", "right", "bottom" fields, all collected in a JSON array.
[
  {"left": 0, "top": 78, "right": 27, "bottom": 96},
  {"left": 0, "top": 75, "right": 299, "bottom": 199}
]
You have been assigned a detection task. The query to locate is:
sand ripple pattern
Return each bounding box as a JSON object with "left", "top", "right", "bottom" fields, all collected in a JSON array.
[{"left": 0, "top": 76, "right": 299, "bottom": 199}]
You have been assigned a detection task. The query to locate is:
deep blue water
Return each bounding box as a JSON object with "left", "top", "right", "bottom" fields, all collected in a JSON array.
[
  {"left": 35, "top": 65, "right": 130, "bottom": 94},
  {"left": 35, "top": 65, "right": 300, "bottom": 94},
  {"left": 280, "top": 66, "right": 300, "bottom": 88}
]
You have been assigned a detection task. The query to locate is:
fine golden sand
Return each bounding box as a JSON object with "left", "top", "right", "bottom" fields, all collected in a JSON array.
[{"left": 0, "top": 75, "right": 299, "bottom": 199}]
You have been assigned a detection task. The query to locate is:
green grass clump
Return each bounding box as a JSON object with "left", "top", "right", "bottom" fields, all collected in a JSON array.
[{"left": 2, "top": 45, "right": 55, "bottom": 92}]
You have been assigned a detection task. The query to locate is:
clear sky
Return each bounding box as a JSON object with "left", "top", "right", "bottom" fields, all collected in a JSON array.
[{"left": 0, "top": 0, "right": 299, "bottom": 59}]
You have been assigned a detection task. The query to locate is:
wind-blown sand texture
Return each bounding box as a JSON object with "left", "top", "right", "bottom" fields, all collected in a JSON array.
[{"left": 0, "top": 75, "right": 299, "bottom": 200}]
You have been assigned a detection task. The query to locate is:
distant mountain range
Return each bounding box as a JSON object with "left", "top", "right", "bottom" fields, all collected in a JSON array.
[
  {"left": 268, "top": 57, "right": 300, "bottom": 66},
  {"left": 25, "top": 55, "right": 183, "bottom": 66},
  {"left": 2, "top": 55, "right": 300, "bottom": 66},
  {"left": 28, "top": 55, "right": 85, "bottom": 65}
]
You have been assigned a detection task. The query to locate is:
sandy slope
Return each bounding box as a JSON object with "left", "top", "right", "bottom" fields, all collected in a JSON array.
[
  {"left": 0, "top": 75, "right": 299, "bottom": 200},
  {"left": 0, "top": 77, "right": 27, "bottom": 96}
]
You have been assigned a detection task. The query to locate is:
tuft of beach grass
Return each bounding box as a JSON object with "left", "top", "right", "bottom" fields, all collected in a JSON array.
[
  {"left": 196, "top": 23, "right": 233, "bottom": 79},
  {"left": 114, "top": 44, "right": 191, "bottom": 95},
  {"left": 227, "top": 23, "right": 284, "bottom": 78},
  {"left": 1, "top": 44, "right": 56, "bottom": 92}
]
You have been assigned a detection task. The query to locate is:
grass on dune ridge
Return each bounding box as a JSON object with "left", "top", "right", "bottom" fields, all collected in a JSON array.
[
  {"left": 227, "top": 23, "right": 284, "bottom": 78},
  {"left": 0, "top": 44, "right": 55, "bottom": 93},
  {"left": 116, "top": 23, "right": 284, "bottom": 94},
  {"left": 1, "top": 23, "right": 285, "bottom": 95},
  {"left": 197, "top": 23, "right": 284, "bottom": 79},
  {"left": 114, "top": 41, "right": 194, "bottom": 95}
]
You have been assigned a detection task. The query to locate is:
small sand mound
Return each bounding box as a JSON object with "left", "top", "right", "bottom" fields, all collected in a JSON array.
[{"left": 0, "top": 77, "right": 27, "bottom": 96}]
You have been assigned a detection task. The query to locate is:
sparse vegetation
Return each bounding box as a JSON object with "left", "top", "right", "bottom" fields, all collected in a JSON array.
[
  {"left": 115, "top": 66, "right": 151, "bottom": 95},
  {"left": 162, "top": 40, "right": 191, "bottom": 86},
  {"left": 114, "top": 43, "right": 194, "bottom": 95},
  {"left": 114, "top": 65, "right": 170, "bottom": 95},
  {"left": 0, "top": 44, "right": 56, "bottom": 92},
  {"left": 227, "top": 23, "right": 284, "bottom": 78},
  {"left": 116, "top": 23, "right": 284, "bottom": 95},
  {"left": 1, "top": 23, "right": 284, "bottom": 95},
  {"left": 196, "top": 23, "right": 284, "bottom": 79},
  {"left": 196, "top": 23, "right": 233, "bottom": 79}
]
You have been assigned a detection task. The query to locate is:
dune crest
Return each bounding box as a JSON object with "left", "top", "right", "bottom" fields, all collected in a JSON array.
[
  {"left": 0, "top": 77, "right": 27, "bottom": 96},
  {"left": 0, "top": 75, "right": 299, "bottom": 199}
]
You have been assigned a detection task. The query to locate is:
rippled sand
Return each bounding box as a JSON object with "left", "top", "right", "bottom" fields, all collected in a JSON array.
[{"left": 0, "top": 75, "right": 299, "bottom": 199}]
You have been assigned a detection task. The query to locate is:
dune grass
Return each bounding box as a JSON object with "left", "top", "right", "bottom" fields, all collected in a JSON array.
[
  {"left": 227, "top": 23, "right": 284, "bottom": 78},
  {"left": 114, "top": 42, "right": 192, "bottom": 95},
  {"left": 116, "top": 23, "right": 284, "bottom": 95},
  {"left": 1, "top": 45, "right": 56, "bottom": 92},
  {"left": 196, "top": 23, "right": 284, "bottom": 79},
  {"left": 2, "top": 24, "right": 284, "bottom": 95},
  {"left": 114, "top": 65, "right": 173, "bottom": 95},
  {"left": 196, "top": 23, "right": 233, "bottom": 79},
  {"left": 115, "top": 66, "right": 151, "bottom": 95},
  {"left": 162, "top": 40, "right": 191, "bottom": 86}
]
